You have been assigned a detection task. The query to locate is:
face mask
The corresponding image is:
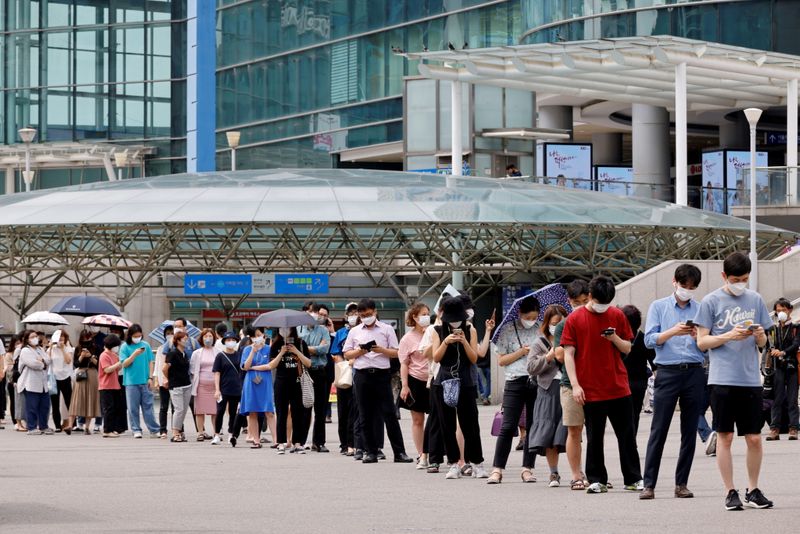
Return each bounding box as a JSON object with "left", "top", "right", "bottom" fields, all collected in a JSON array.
[
  {"left": 174, "top": 327, "right": 184, "bottom": 334},
  {"left": 416, "top": 315, "right": 431, "bottom": 327},
  {"left": 591, "top": 301, "right": 610, "bottom": 314},
  {"left": 278, "top": 328, "right": 290, "bottom": 339},
  {"left": 549, "top": 325, "right": 557, "bottom": 335},
  {"left": 362, "top": 315, "right": 377, "bottom": 326},
  {"left": 347, "top": 315, "right": 358, "bottom": 327},
  {"left": 466, "top": 309, "right": 475, "bottom": 320},
  {"left": 29, "top": 338, "right": 39, "bottom": 346},
  {"left": 166, "top": 335, "right": 174, "bottom": 344},
  {"left": 674, "top": 284, "right": 696, "bottom": 302},
  {"left": 778, "top": 311, "right": 789, "bottom": 323},
  {"left": 310, "top": 313, "right": 319, "bottom": 321},
  {"left": 225, "top": 341, "right": 238, "bottom": 350},
  {"left": 520, "top": 319, "right": 537, "bottom": 329},
  {"left": 317, "top": 317, "right": 327, "bottom": 325},
  {"left": 132, "top": 336, "right": 142, "bottom": 344},
  {"left": 253, "top": 336, "right": 265, "bottom": 345},
  {"left": 448, "top": 321, "right": 463, "bottom": 329},
  {"left": 111, "top": 346, "right": 120, "bottom": 354},
  {"left": 727, "top": 281, "right": 747, "bottom": 296},
  {"left": 204, "top": 337, "right": 214, "bottom": 347}
]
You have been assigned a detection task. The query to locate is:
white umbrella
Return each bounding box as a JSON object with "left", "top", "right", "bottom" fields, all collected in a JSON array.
[{"left": 22, "top": 311, "right": 70, "bottom": 326}]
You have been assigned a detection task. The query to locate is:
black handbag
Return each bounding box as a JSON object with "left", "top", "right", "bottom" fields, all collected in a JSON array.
[{"left": 75, "top": 369, "right": 89, "bottom": 382}]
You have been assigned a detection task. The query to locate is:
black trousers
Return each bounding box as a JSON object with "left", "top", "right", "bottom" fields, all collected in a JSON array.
[
  {"left": 310, "top": 367, "right": 329, "bottom": 446},
  {"left": 492, "top": 376, "right": 536, "bottom": 469},
  {"left": 353, "top": 368, "right": 406, "bottom": 456},
  {"left": 215, "top": 394, "right": 241, "bottom": 434},
  {"left": 424, "top": 384, "right": 445, "bottom": 463},
  {"left": 431, "top": 384, "right": 484, "bottom": 465},
  {"left": 771, "top": 366, "right": 800, "bottom": 430},
  {"left": 50, "top": 378, "right": 73, "bottom": 425},
  {"left": 337, "top": 386, "right": 355, "bottom": 450},
  {"left": 0, "top": 377, "right": 6, "bottom": 420},
  {"left": 158, "top": 386, "right": 172, "bottom": 433},
  {"left": 100, "top": 389, "right": 127, "bottom": 434},
  {"left": 629, "top": 379, "right": 647, "bottom": 436},
  {"left": 584, "top": 395, "right": 642, "bottom": 485},
  {"left": 275, "top": 377, "right": 310, "bottom": 445},
  {"left": 6, "top": 380, "right": 15, "bottom": 423},
  {"left": 231, "top": 411, "right": 264, "bottom": 438},
  {"left": 643, "top": 367, "right": 704, "bottom": 489}
]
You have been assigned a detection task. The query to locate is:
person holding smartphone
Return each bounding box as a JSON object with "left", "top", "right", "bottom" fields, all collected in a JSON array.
[
  {"left": 240, "top": 330, "right": 277, "bottom": 449},
  {"left": 119, "top": 324, "right": 160, "bottom": 439},
  {"left": 399, "top": 302, "right": 432, "bottom": 468},
  {"left": 270, "top": 327, "right": 312, "bottom": 453}
]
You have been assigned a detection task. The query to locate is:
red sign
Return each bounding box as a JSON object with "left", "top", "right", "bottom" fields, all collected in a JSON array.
[{"left": 202, "top": 309, "right": 264, "bottom": 320}]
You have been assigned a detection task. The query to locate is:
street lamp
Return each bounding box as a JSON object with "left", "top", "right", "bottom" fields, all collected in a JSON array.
[
  {"left": 114, "top": 150, "right": 128, "bottom": 181},
  {"left": 18, "top": 126, "right": 36, "bottom": 192},
  {"left": 226, "top": 131, "right": 241, "bottom": 171},
  {"left": 743, "top": 107, "right": 762, "bottom": 292}
]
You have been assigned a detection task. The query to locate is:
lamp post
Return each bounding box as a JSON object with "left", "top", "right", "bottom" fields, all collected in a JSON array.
[
  {"left": 743, "top": 107, "right": 762, "bottom": 292},
  {"left": 226, "top": 131, "right": 241, "bottom": 171},
  {"left": 114, "top": 151, "right": 128, "bottom": 181},
  {"left": 18, "top": 126, "right": 36, "bottom": 192}
]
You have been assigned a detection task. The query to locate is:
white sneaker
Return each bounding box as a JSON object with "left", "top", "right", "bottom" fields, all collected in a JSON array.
[
  {"left": 586, "top": 482, "right": 608, "bottom": 494},
  {"left": 133, "top": 432, "right": 143, "bottom": 439},
  {"left": 549, "top": 473, "right": 561, "bottom": 487},
  {"left": 472, "top": 463, "right": 489, "bottom": 479},
  {"left": 445, "top": 464, "right": 462, "bottom": 480},
  {"left": 211, "top": 435, "right": 221, "bottom": 445},
  {"left": 416, "top": 458, "right": 430, "bottom": 470},
  {"left": 277, "top": 444, "right": 286, "bottom": 455},
  {"left": 706, "top": 431, "right": 717, "bottom": 456}
]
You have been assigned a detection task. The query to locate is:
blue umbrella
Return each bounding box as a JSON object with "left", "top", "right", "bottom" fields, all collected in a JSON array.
[
  {"left": 148, "top": 320, "right": 202, "bottom": 345},
  {"left": 491, "top": 283, "right": 572, "bottom": 344},
  {"left": 51, "top": 295, "right": 121, "bottom": 317}
]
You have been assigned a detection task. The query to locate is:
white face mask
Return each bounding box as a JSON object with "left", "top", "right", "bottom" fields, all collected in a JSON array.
[
  {"left": 253, "top": 336, "right": 265, "bottom": 346},
  {"left": 362, "top": 315, "right": 377, "bottom": 326},
  {"left": 549, "top": 325, "right": 557, "bottom": 335},
  {"left": 174, "top": 327, "right": 184, "bottom": 334},
  {"left": 591, "top": 301, "right": 610, "bottom": 314},
  {"left": 448, "top": 321, "right": 463, "bottom": 329},
  {"left": 778, "top": 311, "right": 789, "bottom": 323},
  {"left": 132, "top": 336, "right": 142, "bottom": 344},
  {"left": 225, "top": 341, "right": 238, "bottom": 350},
  {"left": 278, "top": 328, "right": 290, "bottom": 339},
  {"left": 416, "top": 315, "right": 431, "bottom": 327},
  {"left": 29, "top": 338, "right": 39, "bottom": 347},
  {"left": 674, "top": 284, "right": 696, "bottom": 302},
  {"left": 466, "top": 309, "right": 475, "bottom": 320},
  {"left": 310, "top": 313, "right": 319, "bottom": 320},
  {"left": 520, "top": 318, "right": 537, "bottom": 330},
  {"left": 111, "top": 346, "right": 120, "bottom": 354},
  {"left": 727, "top": 281, "right": 747, "bottom": 296},
  {"left": 347, "top": 315, "right": 358, "bottom": 327},
  {"left": 203, "top": 337, "right": 214, "bottom": 347},
  {"left": 166, "top": 335, "right": 174, "bottom": 344}
]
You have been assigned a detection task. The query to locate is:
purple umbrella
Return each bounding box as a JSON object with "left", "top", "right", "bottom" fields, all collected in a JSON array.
[{"left": 491, "top": 283, "right": 571, "bottom": 344}]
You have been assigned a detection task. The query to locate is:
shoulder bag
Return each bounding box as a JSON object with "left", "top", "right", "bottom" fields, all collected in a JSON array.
[
  {"left": 299, "top": 365, "right": 315, "bottom": 408},
  {"left": 334, "top": 360, "right": 353, "bottom": 389}
]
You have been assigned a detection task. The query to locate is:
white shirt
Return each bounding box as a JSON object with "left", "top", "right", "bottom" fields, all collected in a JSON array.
[{"left": 48, "top": 345, "right": 75, "bottom": 380}]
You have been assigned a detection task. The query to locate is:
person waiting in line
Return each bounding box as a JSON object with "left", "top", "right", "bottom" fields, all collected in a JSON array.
[
  {"left": 344, "top": 298, "right": 413, "bottom": 464},
  {"left": 298, "top": 303, "right": 332, "bottom": 452},
  {"left": 270, "top": 327, "right": 311, "bottom": 454},
  {"left": 213, "top": 322, "right": 230, "bottom": 353},
  {"left": 562, "top": 275, "right": 643, "bottom": 494},
  {"left": 765, "top": 298, "right": 799, "bottom": 441},
  {"left": 17, "top": 330, "right": 52, "bottom": 435},
  {"left": 487, "top": 294, "right": 541, "bottom": 485},
  {"left": 154, "top": 324, "right": 174, "bottom": 438},
  {"left": 98, "top": 334, "right": 127, "bottom": 438},
  {"left": 240, "top": 329, "right": 277, "bottom": 449},
  {"left": 640, "top": 264, "right": 705, "bottom": 501},
  {"left": 331, "top": 302, "right": 359, "bottom": 456},
  {"left": 164, "top": 331, "right": 193, "bottom": 443},
  {"left": 191, "top": 328, "right": 219, "bottom": 441},
  {"left": 620, "top": 305, "right": 655, "bottom": 436},
  {"left": 211, "top": 331, "right": 243, "bottom": 446},
  {"left": 527, "top": 304, "right": 569, "bottom": 488},
  {"left": 69, "top": 339, "right": 100, "bottom": 436},
  {"left": 120, "top": 324, "right": 160, "bottom": 439},
  {"left": 4, "top": 335, "right": 23, "bottom": 431},
  {"left": 47, "top": 330, "right": 74, "bottom": 434},
  {"left": 430, "top": 297, "right": 487, "bottom": 479},
  {"left": 399, "top": 302, "right": 432, "bottom": 469}
]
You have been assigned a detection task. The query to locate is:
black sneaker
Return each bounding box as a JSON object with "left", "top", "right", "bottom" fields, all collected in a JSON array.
[
  {"left": 744, "top": 488, "right": 774, "bottom": 509},
  {"left": 377, "top": 449, "right": 386, "bottom": 460},
  {"left": 725, "top": 489, "right": 744, "bottom": 511}
]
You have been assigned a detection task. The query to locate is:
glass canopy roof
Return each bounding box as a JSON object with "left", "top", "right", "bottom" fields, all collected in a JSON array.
[{"left": 0, "top": 168, "right": 785, "bottom": 233}]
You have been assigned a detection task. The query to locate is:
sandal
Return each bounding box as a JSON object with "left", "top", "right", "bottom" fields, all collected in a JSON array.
[
  {"left": 460, "top": 464, "right": 473, "bottom": 477},
  {"left": 197, "top": 435, "right": 205, "bottom": 442},
  {"left": 570, "top": 479, "right": 586, "bottom": 491},
  {"left": 170, "top": 435, "right": 184, "bottom": 443},
  {"left": 250, "top": 442, "right": 263, "bottom": 449},
  {"left": 487, "top": 470, "right": 503, "bottom": 485},
  {"left": 521, "top": 469, "right": 537, "bottom": 483},
  {"left": 202, "top": 432, "right": 213, "bottom": 440}
]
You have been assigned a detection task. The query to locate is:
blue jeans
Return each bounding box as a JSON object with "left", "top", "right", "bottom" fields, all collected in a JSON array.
[
  {"left": 24, "top": 390, "right": 50, "bottom": 431},
  {"left": 477, "top": 367, "right": 491, "bottom": 399},
  {"left": 125, "top": 384, "right": 159, "bottom": 434},
  {"left": 697, "top": 384, "right": 712, "bottom": 442}
]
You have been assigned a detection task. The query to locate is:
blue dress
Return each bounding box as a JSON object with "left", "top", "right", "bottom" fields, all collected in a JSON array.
[{"left": 239, "top": 345, "right": 275, "bottom": 414}]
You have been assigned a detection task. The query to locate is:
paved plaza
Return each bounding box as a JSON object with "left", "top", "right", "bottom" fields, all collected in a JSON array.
[{"left": 0, "top": 405, "right": 796, "bottom": 533}]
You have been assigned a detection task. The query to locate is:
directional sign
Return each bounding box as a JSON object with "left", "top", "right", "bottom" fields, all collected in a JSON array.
[
  {"left": 252, "top": 273, "right": 276, "bottom": 294},
  {"left": 184, "top": 274, "right": 252, "bottom": 295},
  {"left": 274, "top": 274, "right": 329, "bottom": 295}
]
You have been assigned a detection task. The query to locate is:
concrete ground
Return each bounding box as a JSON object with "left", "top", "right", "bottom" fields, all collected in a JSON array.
[{"left": 0, "top": 406, "right": 796, "bottom": 533}]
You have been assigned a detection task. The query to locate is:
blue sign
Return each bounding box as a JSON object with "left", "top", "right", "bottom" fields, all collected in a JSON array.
[
  {"left": 502, "top": 285, "right": 531, "bottom": 317},
  {"left": 184, "top": 274, "right": 252, "bottom": 295},
  {"left": 275, "top": 274, "right": 329, "bottom": 295},
  {"left": 766, "top": 132, "right": 788, "bottom": 145}
]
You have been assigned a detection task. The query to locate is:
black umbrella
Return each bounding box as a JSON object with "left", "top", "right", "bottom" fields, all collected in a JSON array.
[
  {"left": 252, "top": 309, "right": 317, "bottom": 329},
  {"left": 51, "top": 295, "right": 121, "bottom": 317}
]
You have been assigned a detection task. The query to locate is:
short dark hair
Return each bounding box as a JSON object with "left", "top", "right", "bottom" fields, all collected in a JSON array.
[
  {"left": 566, "top": 279, "right": 590, "bottom": 300},
  {"left": 125, "top": 324, "right": 143, "bottom": 345},
  {"left": 357, "top": 298, "right": 376, "bottom": 312},
  {"left": 243, "top": 324, "right": 256, "bottom": 337},
  {"left": 674, "top": 264, "right": 702, "bottom": 287},
  {"left": 313, "top": 303, "right": 330, "bottom": 314},
  {"left": 621, "top": 305, "right": 642, "bottom": 333},
  {"left": 774, "top": 298, "right": 793, "bottom": 311},
  {"left": 302, "top": 301, "right": 316, "bottom": 312},
  {"left": 163, "top": 324, "right": 174, "bottom": 336},
  {"left": 345, "top": 302, "right": 358, "bottom": 314},
  {"left": 518, "top": 295, "right": 541, "bottom": 315},
  {"left": 174, "top": 317, "right": 188, "bottom": 326},
  {"left": 104, "top": 334, "right": 122, "bottom": 350},
  {"left": 215, "top": 322, "right": 228, "bottom": 337},
  {"left": 723, "top": 252, "right": 751, "bottom": 277},
  {"left": 589, "top": 275, "right": 615, "bottom": 304}
]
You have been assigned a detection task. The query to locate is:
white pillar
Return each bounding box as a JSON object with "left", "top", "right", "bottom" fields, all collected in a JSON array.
[
  {"left": 632, "top": 104, "right": 671, "bottom": 201},
  {"left": 5, "top": 167, "right": 13, "bottom": 195},
  {"left": 450, "top": 81, "right": 464, "bottom": 291},
  {"left": 749, "top": 123, "right": 758, "bottom": 292},
  {"left": 788, "top": 79, "right": 798, "bottom": 203},
  {"left": 675, "top": 62, "right": 688, "bottom": 206}
]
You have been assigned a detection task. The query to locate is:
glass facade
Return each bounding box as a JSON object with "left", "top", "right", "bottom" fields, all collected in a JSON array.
[
  {"left": 0, "top": 0, "right": 189, "bottom": 182},
  {"left": 215, "top": 0, "right": 525, "bottom": 170}
]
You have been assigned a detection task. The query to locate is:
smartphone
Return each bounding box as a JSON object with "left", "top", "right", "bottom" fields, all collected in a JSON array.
[
  {"left": 602, "top": 328, "right": 616, "bottom": 336},
  {"left": 453, "top": 328, "right": 463, "bottom": 336},
  {"left": 684, "top": 320, "right": 696, "bottom": 328},
  {"left": 747, "top": 324, "right": 760, "bottom": 331},
  {"left": 286, "top": 337, "right": 295, "bottom": 345},
  {"left": 405, "top": 393, "right": 416, "bottom": 407}
]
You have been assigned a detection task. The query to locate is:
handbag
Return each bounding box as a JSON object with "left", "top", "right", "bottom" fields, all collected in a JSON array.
[
  {"left": 442, "top": 377, "right": 461, "bottom": 407},
  {"left": 299, "top": 366, "right": 315, "bottom": 408},
  {"left": 75, "top": 369, "right": 88, "bottom": 382},
  {"left": 334, "top": 360, "right": 353, "bottom": 389},
  {"left": 490, "top": 410, "right": 520, "bottom": 437},
  {"left": 47, "top": 369, "right": 58, "bottom": 396}
]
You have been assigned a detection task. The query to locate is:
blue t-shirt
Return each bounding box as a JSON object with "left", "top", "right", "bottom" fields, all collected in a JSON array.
[
  {"left": 119, "top": 341, "right": 155, "bottom": 386},
  {"left": 694, "top": 287, "right": 773, "bottom": 387}
]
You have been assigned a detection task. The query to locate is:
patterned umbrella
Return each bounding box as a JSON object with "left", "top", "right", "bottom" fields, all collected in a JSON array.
[
  {"left": 491, "top": 283, "right": 572, "bottom": 344},
  {"left": 82, "top": 314, "right": 133, "bottom": 329},
  {"left": 22, "top": 311, "right": 70, "bottom": 326},
  {"left": 148, "top": 320, "right": 202, "bottom": 345}
]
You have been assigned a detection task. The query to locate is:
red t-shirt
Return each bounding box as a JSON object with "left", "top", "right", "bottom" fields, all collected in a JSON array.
[
  {"left": 560, "top": 306, "right": 633, "bottom": 402},
  {"left": 98, "top": 350, "right": 121, "bottom": 391}
]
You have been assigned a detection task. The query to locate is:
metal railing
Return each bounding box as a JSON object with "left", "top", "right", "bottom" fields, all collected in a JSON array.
[{"left": 734, "top": 166, "right": 799, "bottom": 207}]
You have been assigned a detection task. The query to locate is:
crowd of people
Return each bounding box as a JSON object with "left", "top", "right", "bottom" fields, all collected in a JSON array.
[{"left": 0, "top": 251, "right": 791, "bottom": 511}]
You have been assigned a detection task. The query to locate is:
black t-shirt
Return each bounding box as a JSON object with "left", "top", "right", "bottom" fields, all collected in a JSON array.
[
  {"left": 624, "top": 331, "right": 655, "bottom": 383},
  {"left": 433, "top": 324, "right": 474, "bottom": 387},
  {"left": 212, "top": 350, "right": 242, "bottom": 396},
  {"left": 165, "top": 349, "right": 191, "bottom": 389},
  {"left": 270, "top": 338, "right": 310, "bottom": 381}
]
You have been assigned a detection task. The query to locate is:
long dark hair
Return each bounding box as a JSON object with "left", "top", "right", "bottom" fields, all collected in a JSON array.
[
  {"left": 539, "top": 305, "right": 568, "bottom": 338},
  {"left": 21, "top": 329, "right": 39, "bottom": 348}
]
